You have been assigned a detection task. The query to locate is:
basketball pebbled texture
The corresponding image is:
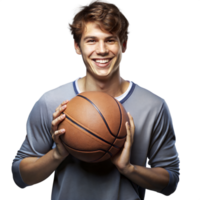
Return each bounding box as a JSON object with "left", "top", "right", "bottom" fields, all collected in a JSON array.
[{"left": 58, "top": 91, "right": 129, "bottom": 163}]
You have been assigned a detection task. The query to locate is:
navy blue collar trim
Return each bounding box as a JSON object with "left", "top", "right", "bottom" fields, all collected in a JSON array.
[
  {"left": 119, "top": 82, "right": 135, "bottom": 104},
  {"left": 73, "top": 80, "right": 79, "bottom": 95},
  {"left": 73, "top": 80, "right": 135, "bottom": 104}
]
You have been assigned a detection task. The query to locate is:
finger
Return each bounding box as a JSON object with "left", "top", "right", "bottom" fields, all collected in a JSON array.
[
  {"left": 125, "top": 121, "right": 135, "bottom": 151},
  {"left": 127, "top": 112, "right": 135, "bottom": 134},
  {"left": 52, "top": 129, "right": 65, "bottom": 143},
  {"left": 55, "top": 103, "right": 66, "bottom": 112},
  {"left": 125, "top": 121, "right": 130, "bottom": 136},
  {"left": 51, "top": 114, "right": 66, "bottom": 132},
  {"left": 127, "top": 113, "right": 135, "bottom": 142},
  {"left": 125, "top": 121, "right": 130, "bottom": 132},
  {"left": 61, "top": 100, "right": 69, "bottom": 106},
  {"left": 55, "top": 100, "right": 69, "bottom": 112},
  {"left": 52, "top": 114, "right": 65, "bottom": 127},
  {"left": 53, "top": 104, "right": 67, "bottom": 119}
]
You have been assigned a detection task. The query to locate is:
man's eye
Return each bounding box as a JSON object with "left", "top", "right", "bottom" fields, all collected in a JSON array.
[
  {"left": 88, "top": 40, "right": 95, "bottom": 43},
  {"left": 107, "top": 40, "right": 115, "bottom": 43},
  {"left": 88, "top": 40, "right": 114, "bottom": 42}
]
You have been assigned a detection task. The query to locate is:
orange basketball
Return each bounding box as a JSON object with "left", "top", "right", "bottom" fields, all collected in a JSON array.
[{"left": 58, "top": 91, "right": 129, "bottom": 163}]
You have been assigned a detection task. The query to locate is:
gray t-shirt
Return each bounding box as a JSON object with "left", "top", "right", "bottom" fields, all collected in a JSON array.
[{"left": 12, "top": 80, "right": 180, "bottom": 200}]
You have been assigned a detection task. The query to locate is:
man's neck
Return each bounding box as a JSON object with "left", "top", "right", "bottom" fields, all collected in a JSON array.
[{"left": 78, "top": 76, "right": 129, "bottom": 97}]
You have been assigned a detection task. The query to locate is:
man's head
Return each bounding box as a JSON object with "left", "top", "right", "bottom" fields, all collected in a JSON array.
[
  {"left": 67, "top": 0, "right": 131, "bottom": 80},
  {"left": 72, "top": 22, "right": 129, "bottom": 80},
  {"left": 69, "top": 1, "right": 129, "bottom": 46}
]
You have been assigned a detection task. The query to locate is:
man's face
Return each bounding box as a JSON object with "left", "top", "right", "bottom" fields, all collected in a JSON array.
[{"left": 75, "top": 22, "right": 126, "bottom": 80}]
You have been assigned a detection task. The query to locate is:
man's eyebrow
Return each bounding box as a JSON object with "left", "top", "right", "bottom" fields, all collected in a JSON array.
[{"left": 83, "top": 36, "right": 118, "bottom": 41}]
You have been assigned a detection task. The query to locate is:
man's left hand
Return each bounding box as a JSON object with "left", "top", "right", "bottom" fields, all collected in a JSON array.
[{"left": 111, "top": 112, "right": 135, "bottom": 174}]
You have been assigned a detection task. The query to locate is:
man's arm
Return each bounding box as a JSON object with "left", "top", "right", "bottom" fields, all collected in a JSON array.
[
  {"left": 19, "top": 100, "right": 69, "bottom": 185},
  {"left": 116, "top": 163, "right": 169, "bottom": 192},
  {"left": 111, "top": 113, "right": 169, "bottom": 192},
  {"left": 20, "top": 148, "right": 66, "bottom": 185}
]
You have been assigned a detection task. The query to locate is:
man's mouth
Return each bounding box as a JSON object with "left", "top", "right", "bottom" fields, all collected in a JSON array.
[
  {"left": 92, "top": 58, "right": 112, "bottom": 63},
  {"left": 92, "top": 58, "right": 113, "bottom": 68},
  {"left": 94, "top": 59, "right": 110, "bottom": 63}
]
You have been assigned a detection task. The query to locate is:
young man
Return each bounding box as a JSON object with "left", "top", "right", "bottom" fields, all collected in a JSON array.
[{"left": 12, "top": 2, "right": 179, "bottom": 200}]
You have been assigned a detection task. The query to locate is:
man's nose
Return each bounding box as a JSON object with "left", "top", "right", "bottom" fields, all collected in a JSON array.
[{"left": 96, "top": 42, "right": 108, "bottom": 55}]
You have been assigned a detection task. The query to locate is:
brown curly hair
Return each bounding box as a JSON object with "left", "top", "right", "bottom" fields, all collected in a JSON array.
[{"left": 69, "top": 1, "right": 129, "bottom": 45}]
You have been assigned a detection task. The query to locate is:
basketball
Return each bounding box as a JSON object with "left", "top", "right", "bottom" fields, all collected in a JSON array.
[{"left": 58, "top": 91, "right": 129, "bottom": 163}]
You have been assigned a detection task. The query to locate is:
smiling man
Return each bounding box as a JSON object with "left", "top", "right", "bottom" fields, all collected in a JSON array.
[
  {"left": 74, "top": 21, "right": 129, "bottom": 98},
  {"left": 12, "top": 1, "right": 180, "bottom": 200}
]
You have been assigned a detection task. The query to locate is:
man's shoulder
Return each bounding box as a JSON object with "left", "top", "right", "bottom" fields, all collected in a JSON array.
[
  {"left": 135, "top": 84, "right": 164, "bottom": 103},
  {"left": 127, "top": 83, "right": 166, "bottom": 114},
  {"left": 37, "top": 81, "right": 76, "bottom": 112},
  {"left": 43, "top": 81, "right": 75, "bottom": 98}
]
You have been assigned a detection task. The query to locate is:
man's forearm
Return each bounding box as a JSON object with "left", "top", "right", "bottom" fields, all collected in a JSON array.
[
  {"left": 120, "top": 164, "right": 169, "bottom": 192},
  {"left": 20, "top": 148, "right": 66, "bottom": 185}
]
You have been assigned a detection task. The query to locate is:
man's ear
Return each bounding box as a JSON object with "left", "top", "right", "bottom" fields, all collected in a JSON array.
[
  {"left": 74, "top": 41, "right": 81, "bottom": 55},
  {"left": 122, "top": 40, "right": 127, "bottom": 53}
]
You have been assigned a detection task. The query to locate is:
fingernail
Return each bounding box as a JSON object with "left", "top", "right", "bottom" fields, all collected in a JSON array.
[
  {"left": 62, "top": 105, "right": 66, "bottom": 109},
  {"left": 61, "top": 129, "right": 65, "bottom": 133},
  {"left": 60, "top": 114, "right": 65, "bottom": 119}
]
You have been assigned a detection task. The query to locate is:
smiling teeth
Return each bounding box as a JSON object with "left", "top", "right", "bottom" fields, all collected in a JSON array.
[{"left": 95, "top": 59, "right": 109, "bottom": 63}]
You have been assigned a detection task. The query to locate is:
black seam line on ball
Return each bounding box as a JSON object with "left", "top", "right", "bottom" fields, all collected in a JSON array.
[
  {"left": 113, "top": 98, "right": 123, "bottom": 138},
  {"left": 92, "top": 151, "right": 112, "bottom": 162},
  {"left": 60, "top": 138, "right": 112, "bottom": 158},
  {"left": 114, "top": 98, "right": 126, "bottom": 139},
  {"left": 104, "top": 98, "right": 125, "bottom": 156},
  {"left": 63, "top": 113, "right": 120, "bottom": 149},
  {"left": 77, "top": 95, "right": 125, "bottom": 139}
]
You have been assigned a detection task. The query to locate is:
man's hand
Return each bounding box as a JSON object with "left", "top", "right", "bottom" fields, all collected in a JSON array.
[
  {"left": 111, "top": 112, "right": 135, "bottom": 174},
  {"left": 51, "top": 100, "right": 69, "bottom": 160}
]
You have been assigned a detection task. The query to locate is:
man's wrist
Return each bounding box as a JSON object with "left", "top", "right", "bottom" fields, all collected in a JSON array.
[
  {"left": 119, "top": 164, "right": 135, "bottom": 176},
  {"left": 52, "top": 148, "right": 67, "bottom": 162}
]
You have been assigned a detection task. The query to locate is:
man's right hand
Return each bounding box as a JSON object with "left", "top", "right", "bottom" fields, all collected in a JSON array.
[{"left": 51, "top": 100, "right": 69, "bottom": 160}]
